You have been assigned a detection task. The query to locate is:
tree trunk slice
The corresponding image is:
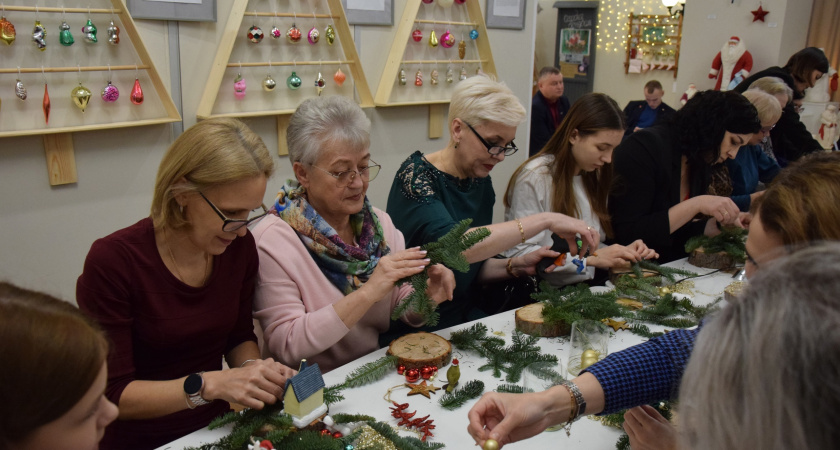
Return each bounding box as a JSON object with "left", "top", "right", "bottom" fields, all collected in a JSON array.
[
  {"left": 688, "top": 247, "right": 735, "bottom": 269},
  {"left": 724, "top": 281, "right": 747, "bottom": 303},
  {"left": 515, "top": 303, "right": 571, "bottom": 337},
  {"left": 609, "top": 267, "right": 659, "bottom": 284},
  {"left": 386, "top": 332, "right": 452, "bottom": 370}
]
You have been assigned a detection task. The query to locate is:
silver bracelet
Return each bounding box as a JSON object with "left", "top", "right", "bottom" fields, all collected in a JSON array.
[
  {"left": 239, "top": 359, "right": 258, "bottom": 368},
  {"left": 562, "top": 380, "right": 587, "bottom": 420}
]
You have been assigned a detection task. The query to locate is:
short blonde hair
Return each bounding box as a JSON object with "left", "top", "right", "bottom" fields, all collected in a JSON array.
[
  {"left": 748, "top": 76, "right": 794, "bottom": 106},
  {"left": 151, "top": 118, "right": 274, "bottom": 230},
  {"left": 448, "top": 75, "right": 526, "bottom": 134},
  {"left": 742, "top": 89, "right": 782, "bottom": 125}
]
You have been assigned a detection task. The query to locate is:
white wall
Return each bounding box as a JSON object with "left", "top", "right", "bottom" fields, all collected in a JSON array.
[{"left": 0, "top": 0, "right": 538, "bottom": 303}]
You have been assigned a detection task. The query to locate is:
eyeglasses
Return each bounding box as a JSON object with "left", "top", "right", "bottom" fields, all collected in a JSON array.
[
  {"left": 198, "top": 192, "right": 268, "bottom": 232},
  {"left": 311, "top": 161, "right": 381, "bottom": 187},
  {"left": 745, "top": 248, "right": 759, "bottom": 270},
  {"left": 464, "top": 122, "right": 519, "bottom": 156}
]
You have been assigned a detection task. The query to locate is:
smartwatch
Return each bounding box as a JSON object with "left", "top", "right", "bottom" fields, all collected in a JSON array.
[{"left": 184, "top": 373, "right": 210, "bottom": 408}]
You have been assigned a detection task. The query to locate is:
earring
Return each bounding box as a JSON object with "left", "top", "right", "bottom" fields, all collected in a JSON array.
[{"left": 454, "top": 141, "right": 459, "bottom": 149}]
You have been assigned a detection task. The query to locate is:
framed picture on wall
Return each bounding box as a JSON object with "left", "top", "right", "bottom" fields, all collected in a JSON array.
[
  {"left": 127, "top": 0, "right": 217, "bottom": 22},
  {"left": 342, "top": 0, "right": 394, "bottom": 26},
  {"left": 486, "top": 0, "right": 527, "bottom": 30}
]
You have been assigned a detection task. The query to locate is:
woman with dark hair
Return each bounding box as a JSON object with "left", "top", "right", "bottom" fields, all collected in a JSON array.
[
  {"left": 734, "top": 47, "right": 829, "bottom": 165},
  {"left": 503, "top": 93, "right": 657, "bottom": 287},
  {"left": 0, "top": 282, "right": 119, "bottom": 450},
  {"left": 609, "top": 90, "right": 761, "bottom": 262}
]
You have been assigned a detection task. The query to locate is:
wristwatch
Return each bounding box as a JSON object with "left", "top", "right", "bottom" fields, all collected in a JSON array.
[
  {"left": 562, "top": 380, "right": 586, "bottom": 420},
  {"left": 184, "top": 373, "right": 210, "bottom": 409}
]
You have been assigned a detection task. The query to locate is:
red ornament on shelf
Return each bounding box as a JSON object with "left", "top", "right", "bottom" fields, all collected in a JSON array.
[
  {"left": 751, "top": 4, "right": 769, "bottom": 22},
  {"left": 412, "top": 28, "right": 423, "bottom": 42},
  {"left": 130, "top": 78, "right": 144, "bottom": 105},
  {"left": 405, "top": 368, "right": 420, "bottom": 383},
  {"left": 397, "top": 364, "right": 406, "bottom": 375}
]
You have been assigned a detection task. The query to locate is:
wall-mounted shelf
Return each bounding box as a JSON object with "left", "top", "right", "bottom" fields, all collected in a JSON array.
[{"left": 623, "top": 13, "right": 683, "bottom": 78}]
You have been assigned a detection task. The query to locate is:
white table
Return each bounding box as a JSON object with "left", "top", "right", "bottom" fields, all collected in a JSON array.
[{"left": 159, "top": 259, "right": 734, "bottom": 449}]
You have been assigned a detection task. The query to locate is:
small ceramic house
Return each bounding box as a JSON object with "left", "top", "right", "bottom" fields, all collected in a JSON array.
[{"left": 282, "top": 360, "right": 327, "bottom": 427}]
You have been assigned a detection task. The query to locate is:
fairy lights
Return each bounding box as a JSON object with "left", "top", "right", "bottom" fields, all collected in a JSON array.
[{"left": 589, "top": 0, "right": 669, "bottom": 53}]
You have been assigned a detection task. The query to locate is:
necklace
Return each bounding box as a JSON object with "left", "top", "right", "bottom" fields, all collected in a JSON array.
[{"left": 163, "top": 227, "right": 210, "bottom": 285}]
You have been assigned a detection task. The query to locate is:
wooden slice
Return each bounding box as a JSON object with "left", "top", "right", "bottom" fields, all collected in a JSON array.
[
  {"left": 387, "top": 332, "right": 452, "bottom": 370},
  {"left": 724, "top": 281, "right": 747, "bottom": 303},
  {"left": 688, "top": 247, "right": 735, "bottom": 269},
  {"left": 609, "top": 267, "right": 659, "bottom": 284},
  {"left": 515, "top": 303, "right": 570, "bottom": 337}
]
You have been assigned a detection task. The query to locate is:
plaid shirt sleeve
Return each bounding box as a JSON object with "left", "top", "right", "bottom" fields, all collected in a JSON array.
[{"left": 583, "top": 326, "right": 700, "bottom": 414}]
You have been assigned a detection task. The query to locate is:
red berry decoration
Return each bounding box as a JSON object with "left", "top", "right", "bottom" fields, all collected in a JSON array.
[
  {"left": 320, "top": 429, "right": 331, "bottom": 436},
  {"left": 412, "top": 29, "right": 423, "bottom": 42},
  {"left": 406, "top": 368, "right": 420, "bottom": 383},
  {"left": 421, "top": 366, "right": 434, "bottom": 380},
  {"left": 332, "top": 431, "right": 344, "bottom": 438},
  {"left": 397, "top": 364, "right": 406, "bottom": 375}
]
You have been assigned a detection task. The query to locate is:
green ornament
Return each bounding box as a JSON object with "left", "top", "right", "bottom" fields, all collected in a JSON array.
[
  {"left": 82, "top": 19, "right": 97, "bottom": 43},
  {"left": 286, "top": 71, "right": 302, "bottom": 90},
  {"left": 59, "top": 21, "right": 74, "bottom": 46}
]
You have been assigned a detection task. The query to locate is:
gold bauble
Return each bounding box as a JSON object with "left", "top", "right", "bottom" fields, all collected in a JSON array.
[
  {"left": 659, "top": 286, "right": 672, "bottom": 296},
  {"left": 580, "top": 349, "right": 600, "bottom": 370},
  {"left": 483, "top": 439, "right": 500, "bottom": 450},
  {"left": 428, "top": 29, "right": 438, "bottom": 48},
  {"left": 70, "top": 83, "right": 92, "bottom": 112}
]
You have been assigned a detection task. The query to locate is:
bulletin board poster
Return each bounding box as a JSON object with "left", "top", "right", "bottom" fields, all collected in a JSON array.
[{"left": 560, "top": 29, "right": 591, "bottom": 56}]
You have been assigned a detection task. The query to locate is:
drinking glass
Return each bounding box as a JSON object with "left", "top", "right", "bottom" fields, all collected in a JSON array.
[{"left": 567, "top": 319, "right": 610, "bottom": 376}]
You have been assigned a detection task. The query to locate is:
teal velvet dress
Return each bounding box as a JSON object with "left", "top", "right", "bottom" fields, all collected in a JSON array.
[{"left": 383, "top": 151, "right": 495, "bottom": 341}]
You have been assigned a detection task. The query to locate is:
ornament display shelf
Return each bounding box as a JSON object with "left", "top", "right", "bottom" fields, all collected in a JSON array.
[
  {"left": 196, "top": 0, "right": 372, "bottom": 156},
  {"left": 374, "top": 0, "right": 497, "bottom": 139},
  {"left": 0, "top": 0, "right": 180, "bottom": 186},
  {"left": 159, "top": 258, "right": 735, "bottom": 450},
  {"left": 623, "top": 13, "right": 683, "bottom": 78}
]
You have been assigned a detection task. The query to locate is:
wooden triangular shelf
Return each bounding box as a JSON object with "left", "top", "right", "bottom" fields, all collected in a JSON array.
[
  {"left": 196, "top": 0, "right": 373, "bottom": 121},
  {"left": 0, "top": 0, "right": 181, "bottom": 185},
  {"left": 375, "top": 0, "right": 497, "bottom": 107}
]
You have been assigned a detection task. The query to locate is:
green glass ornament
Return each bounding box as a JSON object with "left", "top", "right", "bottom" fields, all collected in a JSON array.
[
  {"left": 286, "top": 71, "right": 302, "bottom": 90},
  {"left": 59, "top": 21, "right": 74, "bottom": 46},
  {"left": 82, "top": 19, "right": 97, "bottom": 43}
]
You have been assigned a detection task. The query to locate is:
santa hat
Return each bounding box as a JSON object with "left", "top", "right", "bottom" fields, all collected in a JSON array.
[{"left": 728, "top": 36, "right": 740, "bottom": 44}]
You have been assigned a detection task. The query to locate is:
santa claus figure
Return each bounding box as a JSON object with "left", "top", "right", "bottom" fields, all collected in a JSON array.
[
  {"left": 680, "top": 83, "right": 697, "bottom": 106},
  {"left": 817, "top": 104, "right": 838, "bottom": 150},
  {"left": 709, "top": 36, "right": 753, "bottom": 91}
]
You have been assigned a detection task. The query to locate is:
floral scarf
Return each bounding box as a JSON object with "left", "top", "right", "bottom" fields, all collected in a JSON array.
[{"left": 271, "top": 181, "right": 389, "bottom": 295}]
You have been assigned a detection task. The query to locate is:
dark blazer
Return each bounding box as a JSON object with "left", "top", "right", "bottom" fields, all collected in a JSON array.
[
  {"left": 623, "top": 100, "right": 676, "bottom": 137},
  {"left": 733, "top": 66, "right": 822, "bottom": 166},
  {"left": 609, "top": 124, "right": 710, "bottom": 263},
  {"left": 530, "top": 91, "right": 570, "bottom": 156}
]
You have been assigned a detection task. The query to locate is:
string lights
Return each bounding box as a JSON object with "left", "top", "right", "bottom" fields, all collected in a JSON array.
[{"left": 591, "top": 0, "right": 669, "bottom": 53}]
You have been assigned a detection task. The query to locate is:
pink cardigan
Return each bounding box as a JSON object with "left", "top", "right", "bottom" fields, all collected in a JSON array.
[{"left": 252, "top": 209, "right": 421, "bottom": 372}]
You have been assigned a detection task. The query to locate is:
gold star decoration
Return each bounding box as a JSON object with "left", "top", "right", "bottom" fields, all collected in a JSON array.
[
  {"left": 406, "top": 380, "right": 441, "bottom": 399},
  {"left": 601, "top": 318, "right": 630, "bottom": 331},
  {"left": 616, "top": 298, "right": 644, "bottom": 310}
]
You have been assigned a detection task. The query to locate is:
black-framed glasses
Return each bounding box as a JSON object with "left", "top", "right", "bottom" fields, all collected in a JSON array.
[
  {"left": 198, "top": 192, "right": 268, "bottom": 232},
  {"left": 311, "top": 161, "right": 381, "bottom": 187},
  {"left": 745, "top": 248, "right": 759, "bottom": 269},
  {"left": 464, "top": 122, "right": 519, "bottom": 156}
]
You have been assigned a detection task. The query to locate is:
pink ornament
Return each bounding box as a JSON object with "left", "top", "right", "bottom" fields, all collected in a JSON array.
[
  {"left": 234, "top": 74, "right": 246, "bottom": 99},
  {"left": 334, "top": 68, "right": 346, "bottom": 86},
  {"left": 130, "top": 78, "right": 144, "bottom": 105},
  {"left": 440, "top": 30, "right": 455, "bottom": 48},
  {"left": 412, "top": 28, "right": 423, "bottom": 42},
  {"left": 101, "top": 81, "right": 119, "bottom": 102},
  {"left": 307, "top": 26, "right": 320, "bottom": 44},
  {"left": 270, "top": 26, "right": 281, "bottom": 39}
]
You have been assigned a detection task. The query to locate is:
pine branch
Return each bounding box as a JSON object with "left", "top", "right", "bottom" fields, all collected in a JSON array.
[
  {"left": 392, "top": 219, "right": 491, "bottom": 326},
  {"left": 325, "top": 355, "right": 398, "bottom": 404},
  {"left": 332, "top": 413, "right": 376, "bottom": 423},
  {"left": 438, "top": 380, "right": 485, "bottom": 410},
  {"left": 637, "top": 259, "right": 697, "bottom": 282},
  {"left": 323, "top": 385, "right": 345, "bottom": 405},
  {"left": 367, "top": 421, "right": 447, "bottom": 449},
  {"left": 685, "top": 227, "right": 747, "bottom": 261},
  {"left": 496, "top": 384, "right": 525, "bottom": 393},
  {"left": 276, "top": 430, "right": 344, "bottom": 449}
]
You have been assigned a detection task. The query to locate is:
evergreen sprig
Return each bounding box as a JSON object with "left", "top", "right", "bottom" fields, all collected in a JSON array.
[
  {"left": 685, "top": 227, "right": 748, "bottom": 261},
  {"left": 185, "top": 404, "right": 292, "bottom": 450},
  {"left": 438, "top": 379, "right": 485, "bottom": 410},
  {"left": 392, "top": 219, "right": 491, "bottom": 326},
  {"left": 450, "top": 324, "right": 558, "bottom": 382},
  {"left": 636, "top": 259, "right": 697, "bottom": 282},
  {"left": 366, "top": 421, "right": 447, "bottom": 449},
  {"left": 495, "top": 384, "right": 525, "bottom": 393},
  {"left": 325, "top": 355, "right": 398, "bottom": 404},
  {"left": 599, "top": 402, "right": 675, "bottom": 450},
  {"left": 534, "top": 282, "right": 627, "bottom": 328}
]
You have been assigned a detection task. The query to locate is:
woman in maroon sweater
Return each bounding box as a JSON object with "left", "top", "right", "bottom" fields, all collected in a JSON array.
[{"left": 78, "top": 118, "right": 295, "bottom": 449}]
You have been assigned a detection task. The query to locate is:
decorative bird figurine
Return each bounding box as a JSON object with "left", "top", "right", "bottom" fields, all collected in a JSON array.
[{"left": 445, "top": 359, "right": 460, "bottom": 392}]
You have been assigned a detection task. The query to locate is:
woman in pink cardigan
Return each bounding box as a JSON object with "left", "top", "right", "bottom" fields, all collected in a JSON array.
[{"left": 253, "top": 96, "right": 455, "bottom": 372}]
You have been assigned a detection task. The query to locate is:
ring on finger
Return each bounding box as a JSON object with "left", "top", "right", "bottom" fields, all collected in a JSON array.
[{"left": 586, "top": 226, "right": 592, "bottom": 231}]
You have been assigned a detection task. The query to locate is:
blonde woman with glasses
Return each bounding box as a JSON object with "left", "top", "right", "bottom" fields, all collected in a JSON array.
[
  {"left": 77, "top": 118, "right": 295, "bottom": 449},
  {"left": 252, "top": 96, "right": 455, "bottom": 372}
]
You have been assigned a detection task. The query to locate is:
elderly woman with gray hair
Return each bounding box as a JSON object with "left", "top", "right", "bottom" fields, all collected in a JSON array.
[{"left": 252, "top": 96, "right": 455, "bottom": 372}]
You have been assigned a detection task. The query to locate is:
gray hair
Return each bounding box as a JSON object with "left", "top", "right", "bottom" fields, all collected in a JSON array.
[
  {"left": 286, "top": 96, "right": 371, "bottom": 165},
  {"left": 448, "top": 75, "right": 526, "bottom": 131},
  {"left": 679, "top": 243, "right": 840, "bottom": 450},
  {"left": 748, "top": 76, "right": 794, "bottom": 106}
]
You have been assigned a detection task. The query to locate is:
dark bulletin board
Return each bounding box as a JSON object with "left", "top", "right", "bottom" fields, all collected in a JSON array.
[{"left": 553, "top": 2, "right": 598, "bottom": 105}]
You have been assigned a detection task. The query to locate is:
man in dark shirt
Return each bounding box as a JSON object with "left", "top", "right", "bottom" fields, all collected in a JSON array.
[
  {"left": 529, "top": 67, "right": 570, "bottom": 155},
  {"left": 623, "top": 80, "right": 675, "bottom": 137}
]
